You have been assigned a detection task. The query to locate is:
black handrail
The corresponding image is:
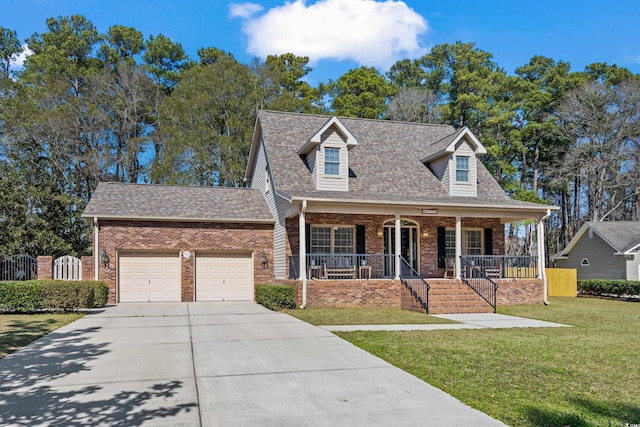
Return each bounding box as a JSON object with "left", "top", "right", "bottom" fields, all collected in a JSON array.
[
  {"left": 460, "top": 256, "right": 498, "bottom": 312},
  {"left": 399, "top": 257, "right": 429, "bottom": 313}
]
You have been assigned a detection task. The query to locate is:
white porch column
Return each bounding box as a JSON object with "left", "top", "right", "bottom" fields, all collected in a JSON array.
[
  {"left": 299, "top": 201, "right": 308, "bottom": 308},
  {"left": 298, "top": 204, "right": 306, "bottom": 281},
  {"left": 394, "top": 214, "right": 401, "bottom": 279},
  {"left": 537, "top": 213, "right": 549, "bottom": 304},
  {"left": 94, "top": 217, "right": 99, "bottom": 281},
  {"left": 455, "top": 216, "right": 462, "bottom": 279}
]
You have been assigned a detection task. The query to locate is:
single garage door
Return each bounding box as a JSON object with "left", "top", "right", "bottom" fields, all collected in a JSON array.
[
  {"left": 119, "top": 252, "right": 181, "bottom": 302},
  {"left": 196, "top": 253, "right": 253, "bottom": 301}
]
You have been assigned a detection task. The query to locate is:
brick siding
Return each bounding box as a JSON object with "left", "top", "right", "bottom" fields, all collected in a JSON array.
[{"left": 97, "top": 220, "right": 273, "bottom": 304}]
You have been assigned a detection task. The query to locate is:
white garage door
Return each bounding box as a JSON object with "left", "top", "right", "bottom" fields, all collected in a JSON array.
[
  {"left": 119, "top": 252, "right": 181, "bottom": 302},
  {"left": 196, "top": 253, "right": 253, "bottom": 301}
]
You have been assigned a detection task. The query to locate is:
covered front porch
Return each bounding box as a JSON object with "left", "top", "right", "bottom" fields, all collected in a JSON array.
[{"left": 278, "top": 202, "right": 550, "bottom": 313}]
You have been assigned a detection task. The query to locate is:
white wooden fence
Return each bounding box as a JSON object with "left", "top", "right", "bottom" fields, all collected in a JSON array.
[{"left": 54, "top": 255, "right": 82, "bottom": 281}]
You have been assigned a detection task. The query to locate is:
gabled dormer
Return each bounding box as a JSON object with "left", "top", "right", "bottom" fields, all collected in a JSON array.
[
  {"left": 298, "top": 116, "right": 357, "bottom": 192},
  {"left": 422, "top": 127, "right": 487, "bottom": 197}
]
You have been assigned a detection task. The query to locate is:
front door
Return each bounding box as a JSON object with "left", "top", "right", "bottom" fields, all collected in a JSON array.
[{"left": 383, "top": 220, "right": 419, "bottom": 276}]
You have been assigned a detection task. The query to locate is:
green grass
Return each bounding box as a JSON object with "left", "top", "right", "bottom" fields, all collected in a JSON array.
[
  {"left": 0, "top": 313, "right": 85, "bottom": 357},
  {"left": 334, "top": 298, "right": 640, "bottom": 427},
  {"left": 284, "top": 307, "right": 458, "bottom": 325}
]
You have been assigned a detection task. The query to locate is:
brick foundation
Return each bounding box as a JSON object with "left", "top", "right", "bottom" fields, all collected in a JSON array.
[
  {"left": 97, "top": 220, "right": 274, "bottom": 304},
  {"left": 284, "top": 276, "right": 543, "bottom": 313},
  {"left": 496, "top": 278, "right": 544, "bottom": 306}
]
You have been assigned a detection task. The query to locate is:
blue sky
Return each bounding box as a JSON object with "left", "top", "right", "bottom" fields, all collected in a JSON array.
[{"left": 3, "top": 0, "right": 640, "bottom": 85}]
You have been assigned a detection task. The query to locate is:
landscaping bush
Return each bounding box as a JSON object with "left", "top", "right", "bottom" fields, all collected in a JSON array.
[
  {"left": 91, "top": 281, "right": 109, "bottom": 308},
  {"left": 255, "top": 284, "right": 297, "bottom": 310},
  {"left": 0, "top": 280, "right": 109, "bottom": 313},
  {"left": 578, "top": 279, "right": 640, "bottom": 297}
]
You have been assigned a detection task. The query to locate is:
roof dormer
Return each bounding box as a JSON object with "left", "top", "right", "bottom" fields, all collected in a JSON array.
[
  {"left": 298, "top": 117, "right": 357, "bottom": 192},
  {"left": 422, "top": 127, "right": 487, "bottom": 197}
]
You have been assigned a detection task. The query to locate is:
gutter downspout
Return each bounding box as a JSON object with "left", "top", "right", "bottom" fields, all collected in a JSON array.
[
  {"left": 299, "top": 200, "right": 308, "bottom": 309},
  {"left": 537, "top": 209, "right": 551, "bottom": 305},
  {"left": 94, "top": 217, "right": 99, "bottom": 281}
]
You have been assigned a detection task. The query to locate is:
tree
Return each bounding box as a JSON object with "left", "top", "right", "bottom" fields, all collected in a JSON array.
[
  {"left": 556, "top": 79, "right": 640, "bottom": 223},
  {"left": 328, "top": 66, "right": 395, "bottom": 118},
  {"left": 0, "top": 27, "right": 22, "bottom": 79},
  {"left": 385, "top": 87, "right": 440, "bottom": 123},
  {"left": 99, "top": 25, "right": 144, "bottom": 68},
  {"left": 23, "top": 15, "right": 101, "bottom": 95},
  {"left": 143, "top": 34, "right": 188, "bottom": 91},
  {"left": 153, "top": 57, "right": 257, "bottom": 186}
]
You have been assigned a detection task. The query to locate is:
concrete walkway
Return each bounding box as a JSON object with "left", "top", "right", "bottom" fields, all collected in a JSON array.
[
  {"left": 0, "top": 302, "right": 506, "bottom": 426},
  {"left": 322, "top": 313, "right": 570, "bottom": 332}
]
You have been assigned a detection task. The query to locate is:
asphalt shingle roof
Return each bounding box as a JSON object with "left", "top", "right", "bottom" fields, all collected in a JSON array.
[
  {"left": 587, "top": 221, "right": 640, "bottom": 253},
  {"left": 82, "top": 182, "right": 273, "bottom": 222},
  {"left": 258, "top": 110, "right": 548, "bottom": 209}
]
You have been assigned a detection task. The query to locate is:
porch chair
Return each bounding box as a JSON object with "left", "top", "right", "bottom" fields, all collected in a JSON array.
[{"left": 444, "top": 257, "right": 455, "bottom": 279}]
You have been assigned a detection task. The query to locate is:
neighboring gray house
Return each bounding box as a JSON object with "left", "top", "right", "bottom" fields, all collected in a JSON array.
[{"left": 554, "top": 221, "right": 640, "bottom": 280}]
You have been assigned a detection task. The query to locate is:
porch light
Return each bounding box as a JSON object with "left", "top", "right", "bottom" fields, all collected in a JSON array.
[
  {"left": 377, "top": 229, "right": 383, "bottom": 237},
  {"left": 260, "top": 251, "right": 269, "bottom": 269},
  {"left": 422, "top": 230, "right": 429, "bottom": 238},
  {"left": 100, "top": 249, "right": 109, "bottom": 268}
]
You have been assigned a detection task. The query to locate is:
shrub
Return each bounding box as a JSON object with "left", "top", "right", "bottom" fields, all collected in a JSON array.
[
  {"left": 255, "top": 284, "right": 297, "bottom": 310},
  {"left": 0, "top": 280, "right": 109, "bottom": 313},
  {"left": 90, "top": 282, "right": 109, "bottom": 308},
  {"left": 578, "top": 280, "right": 640, "bottom": 297}
]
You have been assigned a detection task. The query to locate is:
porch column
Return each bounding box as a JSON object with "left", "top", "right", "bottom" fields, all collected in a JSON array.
[
  {"left": 537, "top": 209, "right": 551, "bottom": 304},
  {"left": 298, "top": 205, "right": 306, "bottom": 281},
  {"left": 94, "top": 217, "right": 99, "bottom": 281},
  {"left": 455, "top": 216, "right": 462, "bottom": 279},
  {"left": 394, "top": 214, "right": 401, "bottom": 279}
]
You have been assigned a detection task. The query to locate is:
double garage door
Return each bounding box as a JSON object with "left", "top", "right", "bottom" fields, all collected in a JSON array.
[{"left": 118, "top": 252, "right": 253, "bottom": 302}]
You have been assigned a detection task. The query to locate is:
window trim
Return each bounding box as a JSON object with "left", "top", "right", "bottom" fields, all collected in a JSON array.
[
  {"left": 455, "top": 156, "right": 470, "bottom": 183},
  {"left": 324, "top": 147, "right": 340, "bottom": 176},
  {"left": 581, "top": 258, "right": 590, "bottom": 266},
  {"left": 445, "top": 228, "right": 484, "bottom": 256},
  {"left": 310, "top": 224, "right": 355, "bottom": 254}
]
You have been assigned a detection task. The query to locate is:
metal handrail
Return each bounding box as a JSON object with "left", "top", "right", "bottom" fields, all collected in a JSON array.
[
  {"left": 399, "top": 257, "right": 429, "bottom": 313},
  {"left": 460, "top": 256, "right": 498, "bottom": 312}
]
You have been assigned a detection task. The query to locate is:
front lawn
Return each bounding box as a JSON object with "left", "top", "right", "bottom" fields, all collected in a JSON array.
[
  {"left": 0, "top": 313, "right": 84, "bottom": 357},
  {"left": 335, "top": 298, "right": 640, "bottom": 427},
  {"left": 284, "top": 308, "right": 458, "bottom": 325}
]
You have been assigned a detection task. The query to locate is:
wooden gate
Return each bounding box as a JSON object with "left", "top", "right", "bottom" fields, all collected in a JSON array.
[{"left": 54, "top": 255, "right": 82, "bottom": 280}]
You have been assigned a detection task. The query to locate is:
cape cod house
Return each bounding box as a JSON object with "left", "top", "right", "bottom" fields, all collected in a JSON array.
[{"left": 83, "top": 110, "right": 555, "bottom": 313}]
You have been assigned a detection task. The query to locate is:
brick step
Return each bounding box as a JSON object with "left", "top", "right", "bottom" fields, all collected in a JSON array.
[{"left": 429, "top": 305, "right": 494, "bottom": 314}]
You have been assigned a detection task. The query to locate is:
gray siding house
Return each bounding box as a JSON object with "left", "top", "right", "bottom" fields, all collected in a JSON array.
[{"left": 554, "top": 221, "right": 640, "bottom": 280}]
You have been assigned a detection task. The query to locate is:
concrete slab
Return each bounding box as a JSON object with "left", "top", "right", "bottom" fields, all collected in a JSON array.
[
  {"left": 0, "top": 302, "right": 508, "bottom": 426},
  {"left": 433, "top": 313, "right": 570, "bottom": 329},
  {"left": 323, "top": 323, "right": 486, "bottom": 332},
  {"left": 1, "top": 378, "right": 200, "bottom": 427},
  {"left": 197, "top": 367, "right": 504, "bottom": 426},
  {"left": 193, "top": 336, "right": 388, "bottom": 377}
]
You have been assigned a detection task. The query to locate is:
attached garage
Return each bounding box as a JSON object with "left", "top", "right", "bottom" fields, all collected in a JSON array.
[
  {"left": 196, "top": 253, "right": 254, "bottom": 301},
  {"left": 118, "top": 252, "right": 181, "bottom": 302},
  {"left": 83, "top": 182, "right": 274, "bottom": 304}
]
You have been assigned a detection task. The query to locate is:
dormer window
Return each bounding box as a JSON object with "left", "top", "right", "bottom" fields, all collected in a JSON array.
[
  {"left": 455, "top": 156, "right": 469, "bottom": 182},
  {"left": 324, "top": 148, "right": 340, "bottom": 175}
]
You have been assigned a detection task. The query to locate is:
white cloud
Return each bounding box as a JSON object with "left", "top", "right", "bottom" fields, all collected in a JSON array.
[
  {"left": 10, "top": 44, "right": 33, "bottom": 69},
  {"left": 229, "top": 2, "right": 263, "bottom": 19},
  {"left": 230, "top": 0, "right": 429, "bottom": 69}
]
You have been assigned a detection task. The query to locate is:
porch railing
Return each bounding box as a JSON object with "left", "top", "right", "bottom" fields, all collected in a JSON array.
[
  {"left": 288, "top": 254, "right": 396, "bottom": 280},
  {"left": 460, "top": 255, "right": 539, "bottom": 279},
  {"left": 460, "top": 256, "right": 498, "bottom": 312},
  {"left": 399, "top": 257, "right": 429, "bottom": 313}
]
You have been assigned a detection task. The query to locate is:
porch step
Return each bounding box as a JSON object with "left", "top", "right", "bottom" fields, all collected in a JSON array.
[{"left": 427, "top": 280, "right": 493, "bottom": 314}]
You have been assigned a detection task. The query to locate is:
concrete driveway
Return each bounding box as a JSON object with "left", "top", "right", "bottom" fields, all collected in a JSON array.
[{"left": 0, "top": 303, "right": 505, "bottom": 426}]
